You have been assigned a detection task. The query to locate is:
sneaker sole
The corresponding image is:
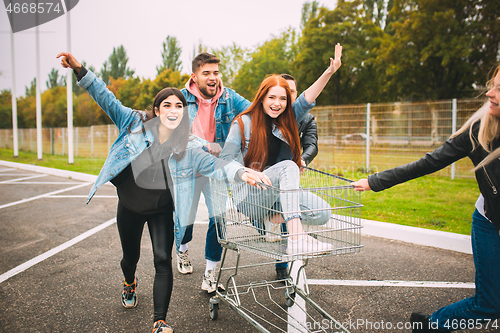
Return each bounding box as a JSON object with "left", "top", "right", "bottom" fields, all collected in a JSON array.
[
  {"left": 201, "top": 282, "right": 216, "bottom": 293},
  {"left": 177, "top": 265, "right": 193, "bottom": 274},
  {"left": 201, "top": 282, "right": 226, "bottom": 293},
  {"left": 121, "top": 297, "right": 138, "bottom": 309},
  {"left": 153, "top": 322, "right": 174, "bottom": 333},
  {"left": 265, "top": 235, "right": 281, "bottom": 242},
  {"left": 285, "top": 249, "right": 334, "bottom": 260}
]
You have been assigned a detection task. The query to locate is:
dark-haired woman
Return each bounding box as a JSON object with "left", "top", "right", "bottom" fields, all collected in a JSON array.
[
  {"left": 57, "top": 52, "right": 264, "bottom": 333},
  {"left": 219, "top": 44, "right": 342, "bottom": 257}
]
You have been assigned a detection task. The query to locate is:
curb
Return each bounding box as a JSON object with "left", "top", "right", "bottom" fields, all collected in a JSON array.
[
  {"left": 0, "top": 160, "right": 99, "bottom": 183},
  {"left": 0, "top": 160, "right": 472, "bottom": 255},
  {"left": 362, "top": 219, "right": 472, "bottom": 254}
]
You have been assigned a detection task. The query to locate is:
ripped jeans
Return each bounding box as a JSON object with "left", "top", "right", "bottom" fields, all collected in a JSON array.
[{"left": 235, "top": 160, "right": 331, "bottom": 225}]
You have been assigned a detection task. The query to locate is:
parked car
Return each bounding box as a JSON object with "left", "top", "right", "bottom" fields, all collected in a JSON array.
[{"left": 341, "top": 133, "right": 372, "bottom": 145}]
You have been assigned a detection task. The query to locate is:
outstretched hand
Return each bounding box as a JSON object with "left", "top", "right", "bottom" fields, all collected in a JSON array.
[
  {"left": 302, "top": 43, "right": 343, "bottom": 104},
  {"left": 204, "top": 142, "right": 222, "bottom": 157},
  {"left": 242, "top": 167, "right": 272, "bottom": 189},
  {"left": 326, "top": 43, "right": 342, "bottom": 75},
  {"left": 351, "top": 179, "right": 371, "bottom": 192},
  {"left": 56, "top": 52, "right": 82, "bottom": 74}
]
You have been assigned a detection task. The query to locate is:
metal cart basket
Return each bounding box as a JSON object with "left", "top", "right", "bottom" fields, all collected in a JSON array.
[{"left": 208, "top": 167, "right": 363, "bottom": 332}]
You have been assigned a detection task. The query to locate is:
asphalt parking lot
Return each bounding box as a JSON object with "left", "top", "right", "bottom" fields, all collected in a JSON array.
[{"left": 0, "top": 162, "right": 495, "bottom": 333}]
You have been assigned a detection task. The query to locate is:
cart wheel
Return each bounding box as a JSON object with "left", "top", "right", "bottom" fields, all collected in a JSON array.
[
  {"left": 284, "top": 288, "right": 296, "bottom": 307},
  {"left": 209, "top": 301, "right": 219, "bottom": 320}
]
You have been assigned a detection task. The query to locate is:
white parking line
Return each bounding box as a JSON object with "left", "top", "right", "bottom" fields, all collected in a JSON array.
[
  {"left": 189, "top": 222, "right": 475, "bottom": 290},
  {"left": 0, "top": 218, "right": 116, "bottom": 284},
  {"left": 48, "top": 195, "right": 117, "bottom": 198},
  {"left": 307, "top": 279, "right": 475, "bottom": 288},
  {"left": 0, "top": 182, "right": 91, "bottom": 210},
  {"left": 0, "top": 174, "right": 47, "bottom": 183},
  {"left": 288, "top": 260, "right": 307, "bottom": 333},
  {"left": 3, "top": 182, "right": 88, "bottom": 185}
]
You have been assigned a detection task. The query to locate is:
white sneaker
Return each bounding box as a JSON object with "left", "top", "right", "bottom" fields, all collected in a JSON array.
[
  {"left": 286, "top": 236, "right": 334, "bottom": 256},
  {"left": 264, "top": 217, "right": 281, "bottom": 243},
  {"left": 201, "top": 269, "right": 226, "bottom": 293},
  {"left": 176, "top": 250, "right": 193, "bottom": 274}
]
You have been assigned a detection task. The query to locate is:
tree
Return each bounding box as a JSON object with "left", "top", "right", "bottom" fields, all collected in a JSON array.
[
  {"left": 212, "top": 43, "right": 250, "bottom": 88},
  {"left": 375, "top": 0, "right": 494, "bottom": 101},
  {"left": 111, "top": 77, "right": 142, "bottom": 111},
  {"left": 41, "top": 86, "right": 67, "bottom": 127},
  {"left": 232, "top": 29, "right": 299, "bottom": 100},
  {"left": 300, "top": 1, "right": 319, "bottom": 30},
  {"left": 134, "top": 69, "right": 190, "bottom": 110},
  {"left": 25, "top": 78, "right": 36, "bottom": 97},
  {"left": 157, "top": 36, "right": 183, "bottom": 74},
  {"left": 46, "top": 68, "right": 66, "bottom": 89},
  {"left": 0, "top": 89, "right": 12, "bottom": 129},
  {"left": 363, "top": 0, "right": 393, "bottom": 29},
  {"left": 296, "top": 0, "right": 385, "bottom": 105},
  {"left": 465, "top": 0, "right": 500, "bottom": 89},
  {"left": 74, "top": 92, "right": 108, "bottom": 126},
  {"left": 189, "top": 41, "right": 209, "bottom": 70},
  {"left": 17, "top": 95, "right": 36, "bottom": 128},
  {"left": 99, "top": 45, "right": 135, "bottom": 85}
]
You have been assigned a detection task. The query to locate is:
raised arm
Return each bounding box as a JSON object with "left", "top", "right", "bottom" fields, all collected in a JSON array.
[
  {"left": 56, "top": 52, "right": 140, "bottom": 131},
  {"left": 303, "top": 43, "right": 342, "bottom": 104}
]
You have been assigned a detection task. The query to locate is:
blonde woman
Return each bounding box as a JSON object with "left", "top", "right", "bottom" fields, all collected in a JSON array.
[{"left": 351, "top": 64, "right": 500, "bottom": 332}]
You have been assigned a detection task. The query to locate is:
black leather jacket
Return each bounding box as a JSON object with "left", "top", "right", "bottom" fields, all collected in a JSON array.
[
  {"left": 368, "top": 121, "right": 500, "bottom": 231},
  {"left": 298, "top": 113, "right": 318, "bottom": 165}
]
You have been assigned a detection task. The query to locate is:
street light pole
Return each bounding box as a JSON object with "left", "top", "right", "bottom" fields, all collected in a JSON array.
[
  {"left": 35, "top": 24, "right": 42, "bottom": 160},
  {"left": 66, "top": 9, "right": 74, "bottom": 164},
  {"left": 10, "top": 9, "right": 18, "bottom": 157}
]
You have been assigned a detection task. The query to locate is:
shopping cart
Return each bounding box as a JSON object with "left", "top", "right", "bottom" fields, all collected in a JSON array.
[{"left": 208, "top": 167, "right": 363, "bottom": 333}]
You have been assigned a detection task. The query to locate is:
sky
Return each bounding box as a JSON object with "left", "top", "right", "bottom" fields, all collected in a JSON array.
[{"left": 0, "top": 0, "right": 336, "bottom": 97}]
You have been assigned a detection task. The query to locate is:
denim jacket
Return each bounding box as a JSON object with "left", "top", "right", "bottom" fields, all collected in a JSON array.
[
  {"left": 78, "top": 70, "right": 244, "bottom": 250},
  {"left": 181, "top": 87, "right": 251, "bottom": 143},
  {"left": 219, "top": 92, "right": 316, "bottom": 164}
]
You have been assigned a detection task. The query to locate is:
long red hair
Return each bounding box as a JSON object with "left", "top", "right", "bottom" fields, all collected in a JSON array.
[{"left": 233, "top": 75, "right": 301, "bottom": 171}]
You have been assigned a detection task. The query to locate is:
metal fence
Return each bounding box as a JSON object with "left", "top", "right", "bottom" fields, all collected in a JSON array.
[
  {"left": 0, "top": 98, "right": 486, "bottom": 179},
  {"left": 0, "top": 125, "right": 119, "bottom": 159},
  {"left": 308, "top": 98, "right": 483, "bottom": 178}
]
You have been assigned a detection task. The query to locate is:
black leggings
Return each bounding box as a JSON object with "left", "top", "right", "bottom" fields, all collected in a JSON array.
[{"left": 116, "top": 201, "right": 174, "bottom": 323}]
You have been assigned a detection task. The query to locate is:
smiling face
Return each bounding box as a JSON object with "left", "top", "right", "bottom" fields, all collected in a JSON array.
[
  {"left": 262, "top": 84, "right": 288, "bottom": 118},
  {"left": 486, "top": 70, "right": 500, "bottom": 118},
  {"left": 192, "top": 63, "right": 220, "bottom": 99},
  {"left": 155, "top": 95, "right": 184, "bottom": 131}
]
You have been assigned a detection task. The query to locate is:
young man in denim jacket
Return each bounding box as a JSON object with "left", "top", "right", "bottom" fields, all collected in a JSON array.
[{"left": 178, "top": 53, "right": 251, "bottom": 293}]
